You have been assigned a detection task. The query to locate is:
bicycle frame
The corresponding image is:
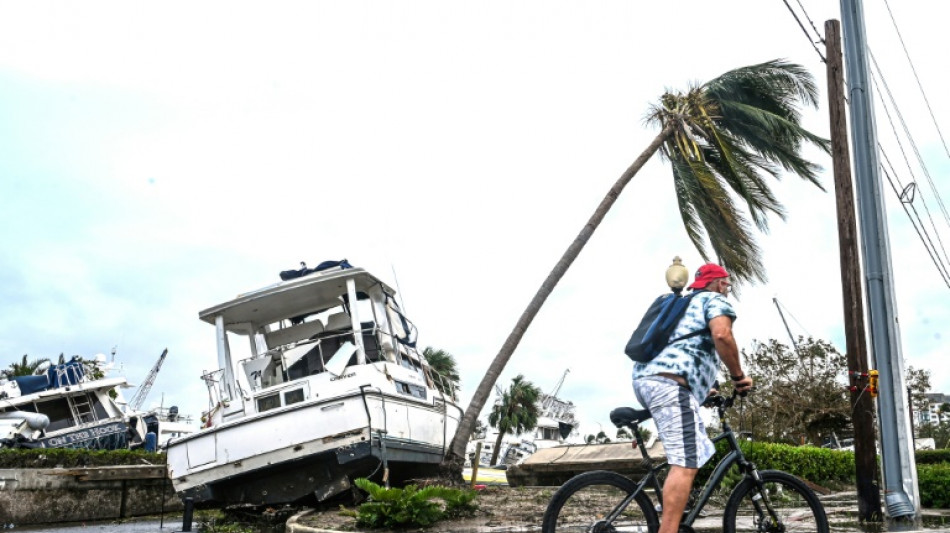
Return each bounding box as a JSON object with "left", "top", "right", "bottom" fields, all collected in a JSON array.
[
  {"left": 606, "top": 392, "right": 781, "bottom": 529},
  {"left": 681, "top": 419, "right": 749, "bottom": 525}
]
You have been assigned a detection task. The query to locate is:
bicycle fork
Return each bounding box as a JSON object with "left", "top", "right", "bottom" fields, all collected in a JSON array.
[{"left": 747, "top": 467, "right": 783, "bottom": 531}]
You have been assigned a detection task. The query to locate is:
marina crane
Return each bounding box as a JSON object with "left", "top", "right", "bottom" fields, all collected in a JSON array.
[{"left": 128, "top": 348, "right": 168, "bottom": 412}]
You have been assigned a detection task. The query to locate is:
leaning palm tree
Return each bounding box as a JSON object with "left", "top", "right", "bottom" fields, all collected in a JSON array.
[
  {"left": 444, "top": 60, "right": 830, "bottom": 471},
  {"left": 486, "top": 375, "right": 541, "bottom": 466},
  {"left": 423, "top": 346, "right": 461, "bottom": 399}
]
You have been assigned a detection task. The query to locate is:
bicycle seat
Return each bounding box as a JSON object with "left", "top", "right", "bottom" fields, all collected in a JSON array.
[{"left": 609, "top": 407, "right": 652, "bottom": 427}]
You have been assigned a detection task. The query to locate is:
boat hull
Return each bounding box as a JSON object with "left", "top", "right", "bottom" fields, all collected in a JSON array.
[
  {"left": 167, "top": 386, "right": 460, "bottom": 507},
  {"left": 178, "top": 435, "right": 449, "bottom": 507}
]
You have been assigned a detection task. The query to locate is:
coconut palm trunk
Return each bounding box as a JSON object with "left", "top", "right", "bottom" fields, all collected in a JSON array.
[
  {"left": 443, "top": 60, "right": 829, "bottom": 473},
  {"left": 446, "top": 125, "right": 674, "bottom": 464}
]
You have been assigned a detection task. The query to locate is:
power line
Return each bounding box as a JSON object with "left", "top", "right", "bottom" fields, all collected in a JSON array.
[
  {"left": 869, "top": 48, "right": 950, "bottom": 233},
  {"left": 879, "top": 155, "right": 950, "bottom": 288},
  {"left": 779, "top": 0, "right": 826, "bottom": 62},
  {"left": 793, "top": 0, "right": 825, "bottom": 45},
  {"left": 868, "top": 51, "right": 950, "bottom": 272},
  {"left": 879, "top": 148, "right": 950, "bottom": 286},
  {"left": 879, "top": 0, "right": 950, "bottom": 166}
]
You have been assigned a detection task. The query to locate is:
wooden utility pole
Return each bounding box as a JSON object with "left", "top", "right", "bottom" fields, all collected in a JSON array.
[{"left": 825, "top": 18, "right": 882, "bottom": 522}]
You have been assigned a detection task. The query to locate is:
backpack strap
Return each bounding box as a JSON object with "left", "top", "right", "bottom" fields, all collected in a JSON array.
[{"left": 667, "top": 291, "right": 710, "bottom": 344}]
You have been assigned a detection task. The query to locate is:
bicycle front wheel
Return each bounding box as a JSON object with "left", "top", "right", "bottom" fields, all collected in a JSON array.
[
  {"left": 723, "top": 470, "right": 829, "bottom": 533},
  {"left": 542, "top": 470, "right": 659, "bottom": 533}
]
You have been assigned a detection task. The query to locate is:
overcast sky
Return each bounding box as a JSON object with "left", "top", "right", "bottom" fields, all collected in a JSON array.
[{"left": 2, "top": 1, "right": 949, "bottom": 440}]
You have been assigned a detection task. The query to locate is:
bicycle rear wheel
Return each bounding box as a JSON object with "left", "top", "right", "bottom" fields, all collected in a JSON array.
[
  {"left": 723, "top": 470, "right": 829, "bottom": 533},
  {"left": 542, "top": 470, "right": 659, "bottom": 533}
]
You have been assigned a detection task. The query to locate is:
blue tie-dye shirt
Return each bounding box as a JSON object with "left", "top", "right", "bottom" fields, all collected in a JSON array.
[{"left": 631, "top": 290, "right": 736, "bottom": 402}]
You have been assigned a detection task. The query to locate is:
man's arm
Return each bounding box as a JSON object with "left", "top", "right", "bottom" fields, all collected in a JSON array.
[{"left": 708, "top": 315, "right": 753, "bottom": 392}]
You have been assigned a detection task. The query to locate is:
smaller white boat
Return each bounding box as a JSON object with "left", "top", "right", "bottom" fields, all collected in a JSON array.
[
  {"left": 141, "top": 405, "right": 200, "bottom": 448},
  {"left": 0, "top": 355, "right": 148, "bottom": 450},
  {"left": 468, "top": 371, "right": 579, "bottom": 467}
]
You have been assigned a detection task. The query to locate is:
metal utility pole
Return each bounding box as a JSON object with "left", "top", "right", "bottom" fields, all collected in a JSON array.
[
  {"left": 824, "top": 19, "right": 882, "bottom": 522},
  {"left": 839, "top": 0, "right": 920, "bottom": 522}
]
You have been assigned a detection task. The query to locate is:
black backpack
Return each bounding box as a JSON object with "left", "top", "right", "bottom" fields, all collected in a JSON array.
[{"left": 624, "top": 291, "right": 708, "bottom": 363}]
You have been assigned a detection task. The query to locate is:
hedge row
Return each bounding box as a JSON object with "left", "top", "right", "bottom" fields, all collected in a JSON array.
[
  {"left": 0, "top": 448, "right": 164, "bottom": 468},
  {"left": 914, "top": 449, "right": 950, "bottom": 465},
  {"left": 697, "top": 440, "right": 950, "bottom": 508},
  {"left": 697, "top": 440, "right": 855, "bottom": 488}
]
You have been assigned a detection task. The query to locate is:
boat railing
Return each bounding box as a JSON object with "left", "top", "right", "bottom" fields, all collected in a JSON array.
[
  {"left": 200, "top": 368, "right": 224, "bottom": 405},
  {"left": 425, "top": 366, "right": 459, "bottom": 402}
]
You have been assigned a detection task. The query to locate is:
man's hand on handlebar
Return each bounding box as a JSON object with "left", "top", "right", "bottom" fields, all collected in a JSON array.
[{"left": 731, "top": 373, "right": 754, "bottom": 394}]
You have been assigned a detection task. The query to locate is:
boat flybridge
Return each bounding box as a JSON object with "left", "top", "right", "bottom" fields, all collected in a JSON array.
[{"left": 165, "top": 262, "right": 463, "bottom": 507}]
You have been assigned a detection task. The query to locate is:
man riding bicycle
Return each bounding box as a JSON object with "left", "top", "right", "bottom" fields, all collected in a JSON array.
[{"left": 632, "top": 263, "right": 754, "bottom": 533}]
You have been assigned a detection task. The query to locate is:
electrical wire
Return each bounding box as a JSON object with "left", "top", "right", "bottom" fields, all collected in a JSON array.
[
  {"left": 878, "top": 153, "right": 950, "bottom": 288},
  {"left": 779, "top": 0, "right": 825, "bottom": 62},
  {"left": 851, "top": 385, "right": 870, "bottom": 416},
  {"left": 793, "top": 0, "right": 825, "bottom": 45},
  {"left": 880, "top": 0, "right": 950, "bottom": 178},
  {"left": 867, "top": 58, "right": 950, "bottom": 286},
  {"left": 874, "top": 129, "right": 950, "bottom": 286},
  {"left": 868, "top": 50, "right": 950, "bottom": 270}
]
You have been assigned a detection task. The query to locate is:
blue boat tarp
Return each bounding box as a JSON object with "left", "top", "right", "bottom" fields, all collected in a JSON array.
[
  {"left": 47, "top": 360, "right": 84, "bottom": 388},
  {"left": 12, "top": 375, "right": 49, "bottom": 395}
]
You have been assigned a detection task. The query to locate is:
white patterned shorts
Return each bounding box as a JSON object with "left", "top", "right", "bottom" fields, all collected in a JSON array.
[{"left": 632, "top": 376, "right": 715, "bottom": 468}]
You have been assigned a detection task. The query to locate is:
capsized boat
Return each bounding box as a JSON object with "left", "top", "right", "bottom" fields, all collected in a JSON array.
[
  {"left": 0, "top": 355, "right": 148, "bottom": 450},
  {"left": 165, "top": 261, "right": 463, "bottom": 507}
]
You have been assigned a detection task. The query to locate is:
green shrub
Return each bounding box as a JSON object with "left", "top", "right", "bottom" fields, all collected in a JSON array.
[
  {"left": 697, "top": 440, "right": 855, "bottom": 488},
  {"left": 915, "top": 449, "right": 950, "bottom": 465},
  {"left": 353, "top": 478, "right": 477, "bottom": 528},
  {"left": 0, "top": 448, "right": 164, "bottom": 468},
  {"left": 918, "top": 464, "right": 950, "bottom": 508}
]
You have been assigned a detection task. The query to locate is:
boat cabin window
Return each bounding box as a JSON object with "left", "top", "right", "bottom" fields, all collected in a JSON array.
[
  {"left": 394, "top": 380, "right": 427, "bottom": 400},
  {"left": 255, "top": 387, "right": 306, "bottom": 413},
  {"left": 256, "top": 393, "right": 281, "bottom": 413},
  {"left": 37, "top": 399, "right": 74, "bottom": 432},
  {"left": 284, "top": 388, "right": 305, "bottom": 405}
]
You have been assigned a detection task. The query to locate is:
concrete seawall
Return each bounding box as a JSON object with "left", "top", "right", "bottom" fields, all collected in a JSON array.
[{"left": 0, "top": 465, "right": 182, "bottom": 524}]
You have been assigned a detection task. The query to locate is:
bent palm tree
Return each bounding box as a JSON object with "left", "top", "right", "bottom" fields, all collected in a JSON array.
[
  {"left": 487, "top": 375, "right": 541, "bottom": 465},
  {"left": 443, "top": 60, "right": 830, "bottom": 471}
]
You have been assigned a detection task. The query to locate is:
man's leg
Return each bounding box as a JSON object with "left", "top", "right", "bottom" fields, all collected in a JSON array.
[{"left": 659, "top": 465, "right": 699, "bottom": 533}]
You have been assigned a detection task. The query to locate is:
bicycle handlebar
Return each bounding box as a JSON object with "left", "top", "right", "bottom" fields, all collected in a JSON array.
[{"left": 701, "top": 387, "right": 755, "bottom": 409}]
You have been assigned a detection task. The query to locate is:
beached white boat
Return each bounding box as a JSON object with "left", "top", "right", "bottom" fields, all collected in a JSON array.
[
  {"left": 165, "top": 262, "right": 463, "bottom": 507},
  {"left": 0, "top": 355, "right": 149, "bottom": 450}
]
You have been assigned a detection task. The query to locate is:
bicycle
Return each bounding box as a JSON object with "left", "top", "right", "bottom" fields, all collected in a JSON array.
[{"left": 541, "top": 390, "right": 829, "bottom": 532}]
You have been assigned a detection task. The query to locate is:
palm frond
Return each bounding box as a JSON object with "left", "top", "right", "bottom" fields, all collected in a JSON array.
[
  {"left": 670, "top": 151, "right": 767, "bottom": 285},
  {"left": 649, "top": 59, "right": 826, "bottom": 286}
]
